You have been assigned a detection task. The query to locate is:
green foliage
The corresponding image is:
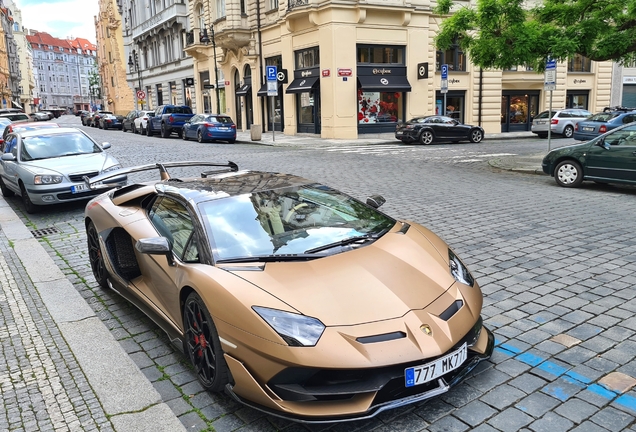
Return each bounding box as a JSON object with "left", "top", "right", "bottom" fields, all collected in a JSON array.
[{"left": 434, "top": 0, "right": 636, "bottom": 71}]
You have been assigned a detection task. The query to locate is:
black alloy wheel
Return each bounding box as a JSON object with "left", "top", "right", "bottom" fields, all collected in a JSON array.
[
  {"left": 183, "top": 292, "right": 230, "bottom": 392},
  {"left": 87, "top": 221, "right": 109, "bottom": 289}
]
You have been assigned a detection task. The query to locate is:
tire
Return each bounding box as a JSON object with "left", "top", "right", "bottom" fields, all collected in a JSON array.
[
  {"left": 419, "top": 130, "right": 434, "bottom": 145},
  {"left": 197, "top": 130, "right": 204, "bottom": 143},
  {"left": 183, "top": 292, "right": 230, "bottom": 392},
  {"left": 87, "top": 221, "right": 109, "bottom": 289},
  {"left": 122, "top": 124, "right": 127, "bottom": 133},
  {"left": 554, "top": 160, "right": 584, "bottom": 188},
  {"left": 19, "top": 183, "right": 38, "bottom": 214},
  {"left": 469, "top": 129, "right": 484, "bottom": 143},
  {"left": 161, "top": 123, "right": 170, "bottom": 138},
  {"left": 146, "top": 123, "right": 153, "bottom": 136},
  {"left": 182, "top": 128, "right": 188, "bottom": 141},
  {"left": 177, "top": 129, "right": 183, "bottom": 139},
  {"left": 228, "top": 139, "right": 236, "bottom": 144},
  {"left": 0, "top": 177, "right": 14, "bottom": 197},
  {"left": 131, "top": 124, "right": 137, "bottom": 134},
  {"left": 562, "top": 125, "right": 574, "bottom": 138},
  {"left": 538, "top": 133, "right": 548, "bottom": 139}
]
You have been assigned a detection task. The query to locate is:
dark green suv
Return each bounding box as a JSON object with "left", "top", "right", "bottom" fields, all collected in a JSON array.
[{"left": 542, "top": 122, "right": 636, "bottom": 187}]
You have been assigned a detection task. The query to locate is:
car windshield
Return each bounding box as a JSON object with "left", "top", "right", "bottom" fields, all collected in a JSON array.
[
  {"left": 198, "top": 184, "right": 396, "bottom": 261},
  {"left": 20, "top": 133, "right": 101, "bottom": 161},
  {"left": 534, "top": 111, "right": 555, "bottom": 119},
  {"left": 587, "top": 112, "right": 621, "bottom": 122},
  {"left": 206, "top": 116, "right": 233, "bottom": 124},
  {"left": 164, "top": 106, "right": 192, "bottom": 114}
]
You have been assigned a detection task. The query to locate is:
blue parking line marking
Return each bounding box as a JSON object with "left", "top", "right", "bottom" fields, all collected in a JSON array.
[{"left": 492, "top": 339, "right": 626, "bottom": 405}]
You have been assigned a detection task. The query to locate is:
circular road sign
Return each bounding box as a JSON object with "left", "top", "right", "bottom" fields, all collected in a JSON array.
[{"left": 136, "top": 90, "right": 146, "bottom": 100}]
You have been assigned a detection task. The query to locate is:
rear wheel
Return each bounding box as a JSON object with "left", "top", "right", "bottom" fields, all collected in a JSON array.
[
  {"left": 161, "top": 123, "right": 170, "bottom": 138},
  {"left": 419, "top": 130, "right": 434, "bottom": 145},
  {"left": 228, "top": 139, "right": 236, "bottom": 144},
  {"left": 19, "top": 183, "right": 38, "bottom": 214},
  {"left": 469, "top": 129, "right": 484, "bottom": 143},
  {"left": 197, "top": 130, "right": 204, "bottom": 143},
  {"left": 554, "top": 160, "right": 584, "bottom": 187},
  {"left": 183, "top": 292, "right": 230, "bottom": 392},
  {"left": 87, "top": 221, "right": 109, "bottom": 289},
  {"left": 0, "top": 177, "right": 14, "bottom": 197},
  {"left": 562, "top": 125, "right": 574, "bottom": 138}
]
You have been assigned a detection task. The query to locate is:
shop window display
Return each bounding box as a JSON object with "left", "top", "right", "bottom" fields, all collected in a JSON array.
[{"left": 358, "top": 90, "right": 402, "bottom": 124}]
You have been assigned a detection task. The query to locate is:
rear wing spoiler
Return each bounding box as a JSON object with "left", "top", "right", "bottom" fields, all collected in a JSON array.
[{"left": 83, "top": 161, "right": 239, "bottom": 190}]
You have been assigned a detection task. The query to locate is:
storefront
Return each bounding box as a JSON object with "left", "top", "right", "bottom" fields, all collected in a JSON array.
[
  {"left": 501, "top": 91, "right": 540, "bottom": 132},
  {"left": 435, "top": 90, "right": 465, "bottom": 122},
  {"left": 566, "top": 90, "right": 590, "bottom": 110},
  {"left": 357, "top": 66, "right": 410, "bottom": 133},
  {"left": 286, "top": 47, "right": 321, "bottom": 134}
]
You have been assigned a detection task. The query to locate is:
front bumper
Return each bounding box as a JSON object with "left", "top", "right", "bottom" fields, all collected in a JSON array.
[
  {"left": 223, "top": 317, "right": 494, "bottom": 423},
  {"left": 26, "top": 177, "right": 127, "bottom": 205},
  {"left": 395, "top": 130, "right": 417, "bottom": 142}
]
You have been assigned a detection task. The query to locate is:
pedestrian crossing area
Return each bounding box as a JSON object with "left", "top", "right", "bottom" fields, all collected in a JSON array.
[{"left": 307, "top": 143, "right": 516, "bottom": 163}]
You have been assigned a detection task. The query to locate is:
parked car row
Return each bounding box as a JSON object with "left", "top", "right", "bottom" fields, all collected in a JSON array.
[
  {"left": 95, "top": 106, "right": 238, "bottom": 143},
  {"left": 531, "top": 106, "right": 636, "bottom": 140}
]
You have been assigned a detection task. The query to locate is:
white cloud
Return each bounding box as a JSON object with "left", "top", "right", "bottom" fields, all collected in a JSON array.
[{"left": 15, "top": 0, "right": 99, "bottom": 43}]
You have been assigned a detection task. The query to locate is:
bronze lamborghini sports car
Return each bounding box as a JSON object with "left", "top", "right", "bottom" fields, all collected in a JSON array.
[{"left": 84, "top": 161, "right": 494, "bottom": 423}]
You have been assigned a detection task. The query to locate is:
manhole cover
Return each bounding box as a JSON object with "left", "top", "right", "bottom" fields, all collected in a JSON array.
[{"left": 31, "top": 227, "right": 60, "bottom": 238}]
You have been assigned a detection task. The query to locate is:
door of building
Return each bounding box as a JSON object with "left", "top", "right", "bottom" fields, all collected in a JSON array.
[{"left": 501, "top": 92, "right": 539, "bottom": 132}]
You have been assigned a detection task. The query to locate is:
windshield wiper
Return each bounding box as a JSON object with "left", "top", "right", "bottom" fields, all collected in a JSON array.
[
  {"left": 216, "top": 254, "right": 320, "bottom": 264},
  {"left": 304, "top": 227, "right": 391, "bottom": 254}
]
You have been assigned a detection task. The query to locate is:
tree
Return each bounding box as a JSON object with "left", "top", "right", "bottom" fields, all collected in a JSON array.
[{"left": 434, "top": 0, "right": 636, "bottom": 71}]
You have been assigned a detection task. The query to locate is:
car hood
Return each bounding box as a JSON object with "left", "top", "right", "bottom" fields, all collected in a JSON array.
[
  {"left": 20, "top": 153, "right": 116, "bottom": 174},
  {"left": 227, "top": 225, "right": 457, "bottom": 326}
]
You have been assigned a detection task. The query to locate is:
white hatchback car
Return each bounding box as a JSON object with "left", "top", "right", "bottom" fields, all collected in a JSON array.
[
  {"left": 531, "top": 108, "right": 592, "bottom": 138},
  {"left": 133, "top": 110, "right": 155, "bottom": 134}
]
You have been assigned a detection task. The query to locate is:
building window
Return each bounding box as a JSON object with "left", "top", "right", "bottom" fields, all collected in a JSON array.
[
  {"left": 436, "top": 42, "right": 465, "bottom": 72},
  {"left": 295, "top": 47, "right": 319, "bottom": 69},
  {"left": 217, "top": 0, "right": 225, "bottom": 18},
  {"left": 197, "top": 4, "right": 205, "bottom": 31},
  {"left": 357, "top": 46, "right": 404, "bottom": 65},
  {"left": 241, "top": 0, "right": 246, "bottom": 14},
  {"left": 156, "top": 83, "right": 163, "bottom": 105},
  {"left": 568, "top": 54, "right": 591, "bottom": 72},
  {"left": 269, "top": 0, "right": 278, "bottom": 10}
]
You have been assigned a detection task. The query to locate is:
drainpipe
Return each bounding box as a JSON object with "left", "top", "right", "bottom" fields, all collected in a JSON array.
[
  {"left": 257, "top": 0, "right": 265, "bottom": 128},
  {"left": 478, "top": 68, "right": 483, "bottom": 126}
]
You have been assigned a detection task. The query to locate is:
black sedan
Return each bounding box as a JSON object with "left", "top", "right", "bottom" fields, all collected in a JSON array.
[{"left": 395, "top": 116, "right": 484, "bottom": 145}]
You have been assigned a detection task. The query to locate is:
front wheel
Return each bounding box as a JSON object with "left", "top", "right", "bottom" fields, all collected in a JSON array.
[
  {"left": 183, "top": 292, "right": 230, "bottom": 392},
  {"left": 161, "top": 123, "right": 170, "bottom": 138},
  {"left": 562, "top": 125, "right": 574, "bottom": 138},
  {"left": 182, "top": 128, "right": 188, "bottom": 141},
  {"left": 131, "top": 124, "right": 137, "bottom": 134},
  {"left": 87, "top": 221, "right": 109, "bottom": 289},
  {"left": 419, "top": 130, "right": 434, "bottom": 145},
  {"left": 469, "top": 129, "right": 484, "bottom": 143},
  {"left": 554, "top": 160, "right": 584, "bottom": 188},
  {"left": 19, "top": 183, "right": 38, "bottom": 214},
  {"left": 146, "top": 123, "right": 153, "bottom": 136},
  {"left": 197, "top": 130, "right": 204, "bottom": 143}
]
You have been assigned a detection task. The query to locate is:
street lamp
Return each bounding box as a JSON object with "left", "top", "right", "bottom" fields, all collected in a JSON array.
[
  {"left": 128, "top": 49, "right": 144, "bottom": 109},
  {"left": 199, "top": 25, "right": 221, "bottom": 113}
]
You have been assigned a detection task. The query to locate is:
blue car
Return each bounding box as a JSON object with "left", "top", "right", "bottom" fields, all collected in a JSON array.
[
  {"left": 182, "top": 114, "right": 236, "bottom": 143},
  {"left": 573, "top": 107, "right": 636, "bottom": 141}
]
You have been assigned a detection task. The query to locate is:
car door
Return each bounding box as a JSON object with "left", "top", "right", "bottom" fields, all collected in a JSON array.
[
  {"left": 585, "top": 124, "right": 636, "bottom": 182},
  {"left": 0, "top": 134, "right": 20, "bottom": 192},
  {"left": 134, "top": 196, "right": 203, "bottom": 326},
  {"left": 186, "top": 115, "right": 201, "bottom": 138}
]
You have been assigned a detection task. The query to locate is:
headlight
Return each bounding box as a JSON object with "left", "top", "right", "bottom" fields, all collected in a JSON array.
[
  {"left": 34, "top": 175, "right": 62, "bottom": 184},
  {"left": 102, "top": 165, "right": 122, "bottom": 173},
  {"left": 449, "top": 249, "right": 474, "bottom": 287},
  {"left": 252, "top": 306, "right": 325, "bottom": 347}
]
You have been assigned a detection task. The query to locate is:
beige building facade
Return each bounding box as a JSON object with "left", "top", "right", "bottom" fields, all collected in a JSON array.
[
  {"left": 185, "top": 0, "right": 612, "bottom": 139},
  {"left": 95, "top": 0, "right": 134, "bottom": 115}
]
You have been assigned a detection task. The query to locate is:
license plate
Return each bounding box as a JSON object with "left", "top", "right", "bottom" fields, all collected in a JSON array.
[
  {"left": 71, "top": 184, "right": 87, "bottom": 194},
  {"left": 583, "top": 126, "right": 594, "bottom": 132},
  {"left": 405, "top": 343, "right": 467, "bottom": 387},
  {"left": 219, "top": 127, "right": 229, "bottom": 131},
  {"left": 537, "top": 121, "right": 545, "bottom": 125}
]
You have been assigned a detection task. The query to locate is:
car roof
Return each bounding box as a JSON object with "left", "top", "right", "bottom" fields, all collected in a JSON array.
[{"left": 16, "top": 127, "right": 84, "bottom": 138}]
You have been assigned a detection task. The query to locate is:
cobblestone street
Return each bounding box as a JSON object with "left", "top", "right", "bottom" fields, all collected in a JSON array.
[{"left": 1, "top": 116, "right": 636, "bottom": 431}]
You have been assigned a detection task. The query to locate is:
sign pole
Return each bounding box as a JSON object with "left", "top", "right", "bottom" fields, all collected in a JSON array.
[
  {"left": 441, "top": 64, "right": 448, "bottom": 115},
  {"left": 548, "top": 90, "right": 553, "bottom": 152},
  {"left": 271, "top": 96, "right": 275, "bottom": 142},
  {"left": 544, "top": 58, "right": 557, "bottom": 152}
]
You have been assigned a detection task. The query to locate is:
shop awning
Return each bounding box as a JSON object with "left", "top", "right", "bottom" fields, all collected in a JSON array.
[
  {"left": 285, "top": 77, "right": 319, "bottom": 94},
  {"left": 357, "top": 75, "right": 412, "bottom": 92},
  {"left": 257, "top": 82, "right": 282, "bottom": 97},
  {"left": 235, "top": 84, "right": 251, "bottom": 97},
  {"left": 11, "top": 100, "right": 23, "bottom": 110}
]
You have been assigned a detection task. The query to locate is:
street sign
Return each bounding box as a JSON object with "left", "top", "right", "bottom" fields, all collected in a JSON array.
[
  {"left": 417, "top": 62, "right": 429, "bottom": 80},
  {"left": 544, "top": 59, "right": 557, "bottom": 91},
  {"left": 277, "top": 69, "right": 288, "bottom": 83},
  {"left": 267, "top": 81, "right": 278, "bottom": 97},
  {"left": 337, "top": 68, "right": 352, "bottom": 77},
  {"left": 322, "top": 69, "right": 330, "bottom": 77},
  {"left": 266, "top": 66, "right": 277, "bottom": 82},
  {"left": 203, "top": 84, "right": 215, "bottom": 89},
  {"left": 441, "top": 64, "right": 448, "bottom": 80},
  {"left": 136, "top": 90, "right": 146, "bottom": 100},
  {"left": 441, "top": 79, "right": 448, "bottom": 94}
]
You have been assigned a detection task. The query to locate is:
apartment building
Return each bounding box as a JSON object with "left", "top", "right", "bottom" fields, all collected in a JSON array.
[{"left": 182, "top": 0, "right": 613, "bottom": 139}]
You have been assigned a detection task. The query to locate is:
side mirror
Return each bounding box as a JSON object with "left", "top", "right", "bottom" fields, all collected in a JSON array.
[
  {"left": 101, "top": 142, "right": 111, "bottom": 149},
  {"left": 1, "top": 153, "right": 15, "bottom": 161},
  {"left": 135, "top": 237, "right": 175, "bottom": 266},
  {"left": 366, "top": 195, "right": 386, "bottom": 209},
  {"left": 596, "top": 138, "right": 610, "bottom": 150}
]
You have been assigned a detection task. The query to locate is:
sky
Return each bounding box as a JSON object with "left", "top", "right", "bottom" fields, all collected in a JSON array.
[{"left": 13, "top": 0, "right": 99, "bottom": 43}]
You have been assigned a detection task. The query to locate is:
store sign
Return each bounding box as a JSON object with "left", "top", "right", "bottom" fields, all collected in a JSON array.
[
  {"left": 337, "top": 68, "right": 352, "bottom": 77},
  {"left": 573, "top": 79, "right": 587, "bottom": 84},
  {"left": 185, "top": 78, "right": 194, "bottom": 87},
  {"left": 623, "top": 76, "right": 636, "bottom": 84},
  {"left": 372, "top": 68, "right": 392, "bottom": 75},
  {"left": 301, "top": 70, "right": 314, "bottom": 77},
  {"left": 417, "top": 62, "right": 429, "bottom": 80},
  {"left": 322, "top": 69, "right": 331, "bottom": 77}
]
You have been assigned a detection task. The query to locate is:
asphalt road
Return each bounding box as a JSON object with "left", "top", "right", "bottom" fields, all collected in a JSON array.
[{"left": 7, "top": 116, "right": 636, "bottom": 431}]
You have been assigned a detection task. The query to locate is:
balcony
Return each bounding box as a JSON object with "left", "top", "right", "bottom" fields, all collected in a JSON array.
[
  {"left": 288, "top": 0, "right": 310, "bottom": 10},
  {"left": 132, "top": 2, "right": 188, "bottom": 41}
]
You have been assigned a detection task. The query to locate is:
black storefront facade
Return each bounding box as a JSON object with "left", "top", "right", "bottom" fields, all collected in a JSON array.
[{"left": 286, "top": 67, "right": 321, "bottom": 134}]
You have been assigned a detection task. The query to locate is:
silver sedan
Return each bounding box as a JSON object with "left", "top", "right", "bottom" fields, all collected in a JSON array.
[{"left": 0, "top": 127, "right": 126, "bottom": 213}]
